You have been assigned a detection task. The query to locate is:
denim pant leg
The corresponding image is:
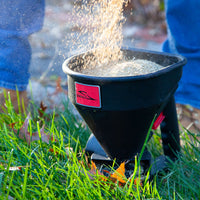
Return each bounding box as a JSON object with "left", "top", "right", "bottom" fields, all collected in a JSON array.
[
  {"left": 0, "top": 0, "right": 45, "bottom": 91},
  {"left": 163, "top": 0, "right": 200, "bottom": 109}
]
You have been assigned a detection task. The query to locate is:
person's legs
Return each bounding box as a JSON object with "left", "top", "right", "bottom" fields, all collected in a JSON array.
[
  {"left": 0, "top": 35, "right": 31, "bottom": 91},
  {"left": 0, "top": 0, "right": 45, "bottom": 112},
  {"left": 163, "top": 0, "right": 200, "bottom": 132}
]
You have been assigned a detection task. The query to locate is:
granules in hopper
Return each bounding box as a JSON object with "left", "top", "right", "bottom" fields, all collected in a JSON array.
[{"left": 78, "top": 59, "right": 164, "bottom": 77}]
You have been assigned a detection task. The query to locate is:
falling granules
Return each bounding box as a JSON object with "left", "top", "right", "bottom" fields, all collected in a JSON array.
[
  {"left": 69, "top": 0, "right": 164, "bottom": 76},
  {"left": 70, "top": 0, "right": 128, "bottom": 66},
  {"left": 88, "top": 0, "right": 125, "bottom": 66}
]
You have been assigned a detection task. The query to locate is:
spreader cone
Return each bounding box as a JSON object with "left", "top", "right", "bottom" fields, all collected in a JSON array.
[{"left": 63, "top": 49, "right": 186, "bottom": 162}]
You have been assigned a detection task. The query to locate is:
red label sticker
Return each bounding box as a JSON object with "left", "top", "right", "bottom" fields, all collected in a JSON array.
[{"left": 75, "top": 82, "right": 101, "bottom": 108}]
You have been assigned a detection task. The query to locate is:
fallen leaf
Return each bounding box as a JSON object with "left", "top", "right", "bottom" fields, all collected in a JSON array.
[
  {"left": 87, "top": 161, "right": 143, "bottom": 187},
  {"left": 38, "top": 101, "right": 47, "bottom": 118},
  {"left": 9, "top": 122, "right": 19, "bottom": 129},
  {"left": 87, "top": 161, "right": 126, "bottom": 185},
  {"left": 12, "top": 113, "right": 56, "bottom": 145},
  {"left": 87, "top": 161, "right": 106, "bottom": 181},
  {"left": 110, "top": 162, "right": 126, "bottom": 185}
]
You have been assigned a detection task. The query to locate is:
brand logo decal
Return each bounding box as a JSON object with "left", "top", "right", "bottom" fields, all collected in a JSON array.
[
  {"left": 75, "top": 82, "right": 101, "bottom": 108},
  {"left": 77, "top": 91, "right": 96, "bottom": 101}
]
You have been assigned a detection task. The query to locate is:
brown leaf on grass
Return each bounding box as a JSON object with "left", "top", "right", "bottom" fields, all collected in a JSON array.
[
  {"left": 88, "top": 161, "right": 126, "bottom": 185},
  {"left": 38, "top": 101, "right": 47, "bottom": 118},
  {"left": 87, "top": 161, "right": 98, "bottom": 180},
  {"left": 12, "top": 113, "right": 56, "bottom": 145},
  {"left": 87, "top": 161, "right": 106, "bottom": 181},
  {"left": 87, "top": 161, "right": 142, "bottom": 187},
  {"left": 9, "top": 122, "right": 19, "bottom": 129}
]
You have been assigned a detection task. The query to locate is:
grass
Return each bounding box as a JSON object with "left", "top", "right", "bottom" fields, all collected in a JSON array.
[{"left": 0, "top": 97, "right": 199, "bottom": 199}]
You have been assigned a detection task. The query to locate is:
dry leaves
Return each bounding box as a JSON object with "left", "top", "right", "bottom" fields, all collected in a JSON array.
[
  {"left": 87, "top": 161, "right": 144, "bottom": 187},
  {"left": 10, "top": 113, "right": 56, "bottom": 145},
  {"left": 109, "top": 162, "right": 126, "bottom": 186},
  {"left": 38, "top": 101, "right": 47, "bottom": 118},
  {"left": 88, "top": 161, "right": 127, "bottom": 186}
]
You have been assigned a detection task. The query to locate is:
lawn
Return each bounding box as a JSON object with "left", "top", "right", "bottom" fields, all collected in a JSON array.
[{"left": 0, "top": 96, "right": 199, "bottom": 199}]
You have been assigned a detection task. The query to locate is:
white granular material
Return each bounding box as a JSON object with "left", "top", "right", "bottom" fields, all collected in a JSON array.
[{"left": 79, "top": 59, "right": 164, "bottom": 77}]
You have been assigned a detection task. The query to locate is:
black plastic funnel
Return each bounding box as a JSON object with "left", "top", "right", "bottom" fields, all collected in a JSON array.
[{"left": 62, "top": 49, "right": 186, "bottom": 162}]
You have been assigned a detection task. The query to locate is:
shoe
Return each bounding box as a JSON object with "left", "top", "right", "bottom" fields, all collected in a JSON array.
[
  {"left": 0, "top": 88, "right": 28, "bottom": 113},
  {"left": 176, "top": 104, "right": 200, "bottom": 133}
]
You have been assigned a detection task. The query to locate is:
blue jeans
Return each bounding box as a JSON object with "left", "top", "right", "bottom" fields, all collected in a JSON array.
[
  {"left": 163, "top": 0, "right": 200, "bottom": 109},
  {"left": 0, "top": 0, "right": 45, "bottom": 91}
]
